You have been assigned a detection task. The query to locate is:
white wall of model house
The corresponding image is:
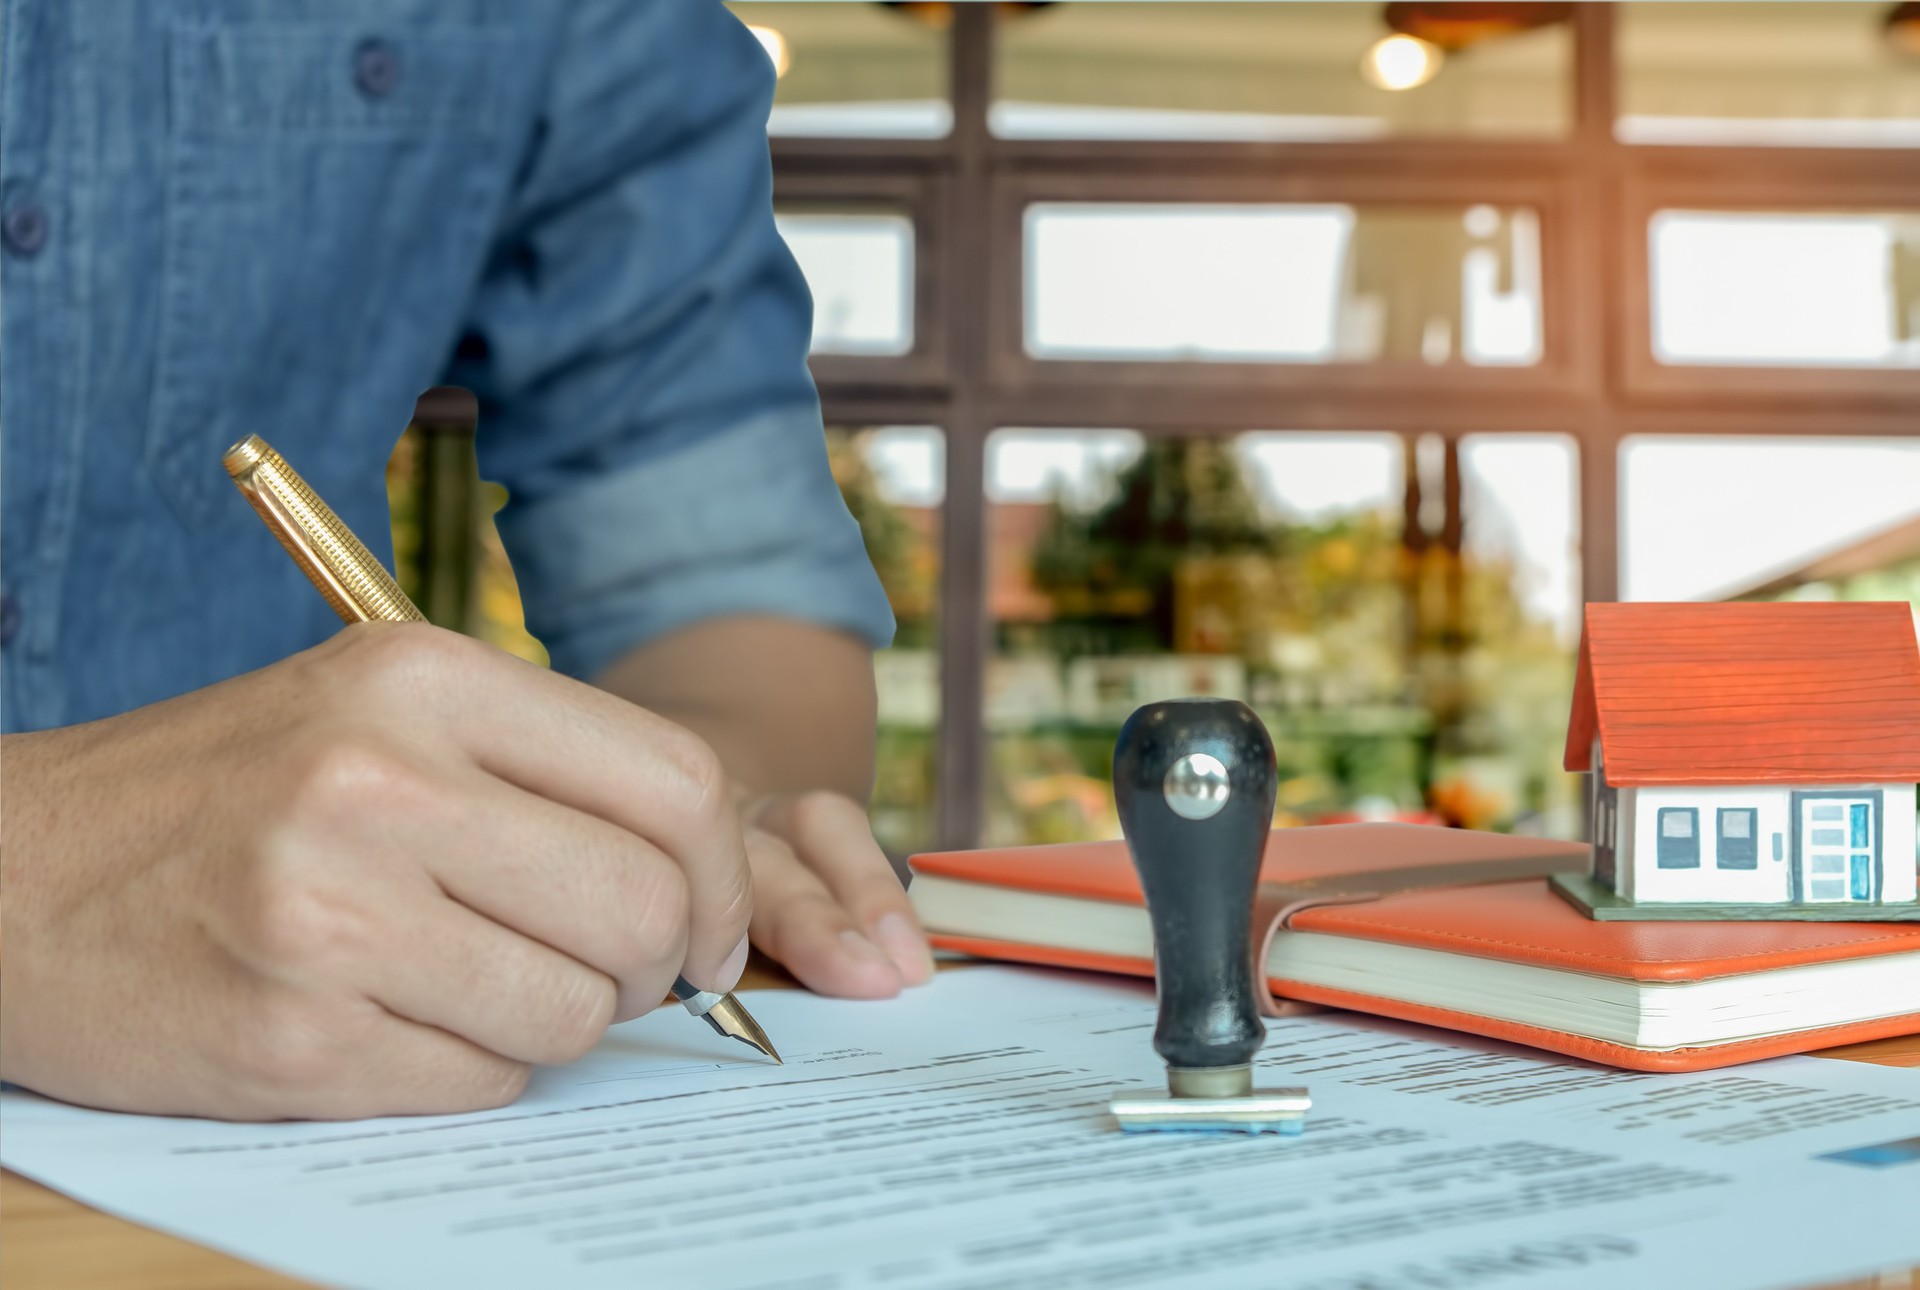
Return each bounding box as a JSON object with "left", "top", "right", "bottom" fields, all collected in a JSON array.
[{"left": 1614, "top": 783, "right": 1918, "bottom": 905}]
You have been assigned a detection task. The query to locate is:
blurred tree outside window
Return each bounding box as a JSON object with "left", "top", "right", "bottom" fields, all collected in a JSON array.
[
  {"left": 981, "top": 430, "right": 1581, "bottom": 848},
  {"left": 825, "top": 426, "right": 945, "bottom": 858},
  {"left": 1453, "top": 436, "right": 1582, "bottom": 838},
  {"left": 385, "top": 424, "right": 546, "bottom": 666}
]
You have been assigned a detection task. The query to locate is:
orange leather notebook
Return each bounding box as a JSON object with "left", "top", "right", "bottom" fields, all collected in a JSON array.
[{"left": 909, "top": 825, "right": 1920, "bottom": 1072}]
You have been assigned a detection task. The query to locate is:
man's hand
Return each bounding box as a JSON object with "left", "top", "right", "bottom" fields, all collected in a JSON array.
[
  {"left": 596, "top": 617, "right": 935, "bottom": 1000},
  {"left": 744, "top": 792, "right": 934, "bottom": 998},
  {"left": 0, "top": 623, "right": 753, "bottom": 1121}
]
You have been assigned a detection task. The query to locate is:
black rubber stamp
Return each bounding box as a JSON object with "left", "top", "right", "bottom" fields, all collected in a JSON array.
[{"left": 1107, "top": 699, "right": 1310, "bottom": 1134}]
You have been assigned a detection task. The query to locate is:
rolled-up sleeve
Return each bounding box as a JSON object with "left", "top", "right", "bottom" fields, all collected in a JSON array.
[{"left": 448, "top": 0, "right": 894, "bottom": 680}]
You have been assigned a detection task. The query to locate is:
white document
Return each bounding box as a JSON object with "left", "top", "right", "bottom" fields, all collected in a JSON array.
[{"left": 4, "top": 967, "right": 1918, "bottom": 1290}]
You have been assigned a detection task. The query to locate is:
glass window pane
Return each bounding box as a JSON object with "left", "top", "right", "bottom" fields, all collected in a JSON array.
[
  {"left": 728, "top": 2, "right": 949, "bottom": 138},
  {"left": 994, "top": 2, "right": 1569, "bottom": 140},
  {"left": 985, "top": 429, "right": 1418, "bottom": 847},
  {"left": 983, "top": 429, "right": 1584, "bottom": 846},
  {"left": 1025, "top": 203, "right": 1542, "bottom": 365},
  {"left": 1650, "top": 211, "right": 1920, "bottom": 368},
  {"left": 828, "top": 427, "right": 944, "bottom": 857},
  {"left": 1621, "top": 437, "right": 1920, "bottom": 603},
  {"left": 1455, "top": 435, "right": 1582, "bottom": 838},
  {"left": 776, "top": 209, "right": 914, "bottom": 357},
  {"left": 1619, "top": 3, "right": 1920, "bottom": 147}
]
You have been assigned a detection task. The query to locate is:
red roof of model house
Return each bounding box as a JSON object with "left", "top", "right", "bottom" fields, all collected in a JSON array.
[{"left": 1564, "top": 601, "right": 1920, "bottom": 786}]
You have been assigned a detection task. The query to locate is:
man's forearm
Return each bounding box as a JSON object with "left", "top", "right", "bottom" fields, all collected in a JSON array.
[{"left": 593, "top": 616, "right": 879, "bottom": 803}]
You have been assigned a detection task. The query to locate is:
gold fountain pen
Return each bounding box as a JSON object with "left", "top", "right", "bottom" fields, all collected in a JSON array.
[{"left": 223, "top": 434, "right": 780, "bottom": 1064}]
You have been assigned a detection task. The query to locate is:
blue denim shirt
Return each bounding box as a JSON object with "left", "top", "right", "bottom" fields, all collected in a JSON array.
[{"left": 0, "top": 0, "right": 894, "bottom": 734}]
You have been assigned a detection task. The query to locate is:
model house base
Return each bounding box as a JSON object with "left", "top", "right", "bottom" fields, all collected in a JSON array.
[{"left": 1550, "top": 872, "right": 1920, "bottom": 922}]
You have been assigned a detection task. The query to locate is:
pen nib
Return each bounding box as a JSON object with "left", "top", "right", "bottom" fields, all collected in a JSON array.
[{"left": 697, "top": 994, "right": 783, "bottom": 1064}]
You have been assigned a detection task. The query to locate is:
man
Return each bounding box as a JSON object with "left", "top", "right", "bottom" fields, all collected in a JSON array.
[{"left": 0, "top": 0, "right": 934, "bottom": 1121}]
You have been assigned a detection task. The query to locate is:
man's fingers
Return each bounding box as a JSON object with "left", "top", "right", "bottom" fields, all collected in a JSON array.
[
  {"left": 362, "top": 896, "right": 617, "bottom": 1067},
  {"left": 218, "top": 978, "right": 532, "bottom": 1122},
  {"left": 473, "top": 682, "right": 751, "bottom": 993},
  {"left": 352, "top": 627, "right": 752, "bottom": 993},
  {"left": 285, "top": 1021, "right": 531, "bottom": 1122},
  {"left": 745, "top": 829, "right": 904, "bottom": 999},
  {"left": 753, "top": 792, "right": 933, "bottom": 986},
  {"left": 417, "top": 773, "right": 692, "bottom": 1022},
  {"left": 317, "top": 1021, "right": 531, "bottom": 1121}
]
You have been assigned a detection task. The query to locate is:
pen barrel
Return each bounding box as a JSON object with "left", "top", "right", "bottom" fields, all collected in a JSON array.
[{"left": 223, "top": 435, "right": 424, "bottom": 625}]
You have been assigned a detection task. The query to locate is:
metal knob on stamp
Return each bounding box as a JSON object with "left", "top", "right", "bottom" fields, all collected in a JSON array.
[{"left": 1107, "top": 699, "right": 1308, "bottom": 1134}]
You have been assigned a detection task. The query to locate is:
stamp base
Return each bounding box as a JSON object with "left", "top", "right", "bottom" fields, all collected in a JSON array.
[{"left": 1109, "top": 1087, "right": 1311, "bottom": 1134}]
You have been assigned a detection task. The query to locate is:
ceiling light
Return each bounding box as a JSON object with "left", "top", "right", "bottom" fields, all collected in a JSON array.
[
  {"left": 748, "top": 24, "right": 790, "bottom": 78},
  {"left": 1887, "top": 2, "right": 1920, "bottom": 58},
  {"left": 1383, "top": 2, "right": 1572, "bottom": 52},
  {"left": 878, "top": 1, "right": 1054, "bottom": 27},
  {"left": 1362, "top": 34, "right": 1443, "bottom": 91}
]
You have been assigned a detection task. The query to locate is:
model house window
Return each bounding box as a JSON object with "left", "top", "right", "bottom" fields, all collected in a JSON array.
[
  {"left": 1716, "top": 808, "right": 1759, "bottom": 869},
  {"left": 1657, "top": 807, "right": 1700, "bottom": 867}
]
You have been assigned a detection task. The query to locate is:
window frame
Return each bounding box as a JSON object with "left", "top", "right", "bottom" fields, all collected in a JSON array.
[
  {"left": 985, "top": 168, "right": 1588, "bottom": 401},
  {"left": 1618, "top": 166, "right": 1920, "bottom": 403},
  {"left": 775, "top": 167, "right": 952, "bottom": 391}
]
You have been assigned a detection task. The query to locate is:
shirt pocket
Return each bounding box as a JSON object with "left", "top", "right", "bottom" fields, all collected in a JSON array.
[{"left": 148, "top": 19, "right": 529, "bottom": 529}]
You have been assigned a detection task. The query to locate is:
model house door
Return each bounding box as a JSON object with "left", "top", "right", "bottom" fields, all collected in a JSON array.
[{"left": 1798, "top": 797, "right": 1877, "bottom": 903}]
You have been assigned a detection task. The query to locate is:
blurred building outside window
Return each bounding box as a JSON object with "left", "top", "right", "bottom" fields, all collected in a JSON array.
[
  {"left": 1728, "top": 513, "right": 1920, "bottom": 615},
  {"left": 1621, "top": 437, "right": 1920, "bottom": 605}
]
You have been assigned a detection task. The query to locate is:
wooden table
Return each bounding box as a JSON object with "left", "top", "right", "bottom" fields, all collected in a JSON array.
[{"left": 5, "top": 965, "right": 1918, "bottom": 1290}]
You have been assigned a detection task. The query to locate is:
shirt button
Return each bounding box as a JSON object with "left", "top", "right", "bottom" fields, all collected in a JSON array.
[
  {"left": 0, "top": 593, "right": 20, "bottom": 647},
  {"left": 353, "top": 39, "right": 399, "bottom": 99},
  {"left": 3, "top": 203, "right": 48, "bottom": 258}
]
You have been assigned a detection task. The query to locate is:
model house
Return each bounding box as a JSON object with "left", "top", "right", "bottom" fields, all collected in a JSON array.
[{"left": 1561, "top": 601, "right": 1920, "bottom": 918}]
